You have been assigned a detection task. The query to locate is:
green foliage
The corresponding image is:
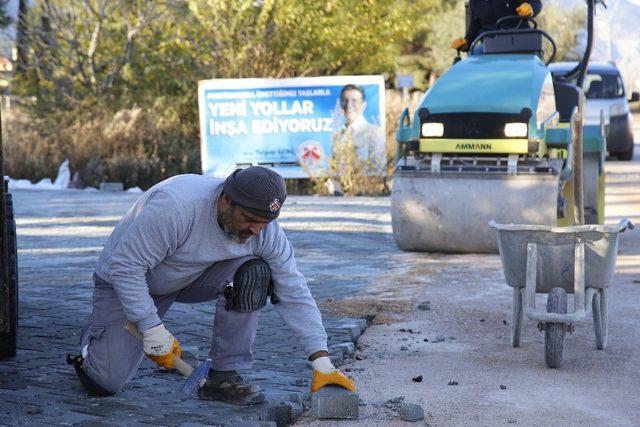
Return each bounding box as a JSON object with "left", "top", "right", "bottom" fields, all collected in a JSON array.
[
  {"left": 537, "top": 3, "right": 585, "bottom": 62},
  {"left": 395, "top": 0, "right": 460, "bottom": 88},
  {"left": 9, "top": 0, "right": 412, "bottom": 188},
  {"left": 187, "top": 0, "right": 409, "bottom": 78},
  {"left": 0, "top": 0, "right": 11, "bottom": 28},
  {"left": 6, "top": 0, "right": 591, "bottom": 191}
]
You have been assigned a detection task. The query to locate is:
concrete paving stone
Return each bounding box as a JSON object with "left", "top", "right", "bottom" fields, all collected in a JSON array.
[
  {"left": 329, "top": 342, "right": 356, "bottom": 358},
  {"left": 178, "top": 422, "right": 222, "bottom": 427},
  {"left": 73, "top": 421, "right": 129, "bottom": 427},
  {"left": 68, "top": 400, "right": 150, "bottom": 417},
  {"left": 75, "top": 412, "right": 159, "bottom": 425},
  {"left": 286, "top": 401, "right": 304, "bottom": 420},
  {"left": 14, "top": 410, "right": 106, "bottom": 425},
  {"left": 328, "top": 352, "right": 344, "bottom": 366},
  {"left": 138, "top": 412, "right": 215, "bottom": 426},
  {"left": 310, "top": 385, "right": 359, "bottom": 420},
  {"left": 335, "top": 323, "right": 363, "bottom": 341},
  {"left": 227, "top": 421, "right": 276, "bottom": 427},
  {"left": 259, "top": 403, "right": 292, "bottom": 427}
]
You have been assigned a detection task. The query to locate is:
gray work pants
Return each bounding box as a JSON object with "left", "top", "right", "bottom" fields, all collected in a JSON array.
[{"left": 80, "top": 256, "right": 259, "bottom": 393}]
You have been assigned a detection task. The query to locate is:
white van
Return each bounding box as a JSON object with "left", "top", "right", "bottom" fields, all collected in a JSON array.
[{"left": 549, "top": 62, "right": 638, "bottom": 161}]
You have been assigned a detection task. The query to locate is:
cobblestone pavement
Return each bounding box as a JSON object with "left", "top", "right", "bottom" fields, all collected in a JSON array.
[{"left": 0, "top": 190, "right": 394, "bottom": 426}]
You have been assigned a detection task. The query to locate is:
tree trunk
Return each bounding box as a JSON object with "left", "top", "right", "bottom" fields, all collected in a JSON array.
[{"left": 15, "top": 0, "right": 28, "bottom": 74}]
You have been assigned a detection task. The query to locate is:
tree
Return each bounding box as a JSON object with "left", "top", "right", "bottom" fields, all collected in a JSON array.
[
  {"left": 0, "top": 0, "right": 11, "bottom": 28},
  {"left": 13, "top": 0, "right": 173, "bottom": 110},
  {"left": 8, "top": 0, "right": 414, "bottom": 188},
  {"left": 537, "top": 3, "right": 585, "bottom": 62},
  {"left": 395, "top": 0, "right": 461, "bottom": 88},
  {"left": 185, "top": 0, "right": 409, "bottom": 79},
  {"left": 15, "top": 0, "right": 28, "bottom": 73}
]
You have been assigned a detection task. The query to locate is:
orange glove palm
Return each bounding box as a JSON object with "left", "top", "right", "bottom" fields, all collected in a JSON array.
[
  {"left": 516, "top": 2, "right": 534, "bottom": 17},
  {"left": 311, "top": 370, "right": 356, "bottom": 393},
  {"left": 145, "top": 339, "right": 181, "bottom": 369}
]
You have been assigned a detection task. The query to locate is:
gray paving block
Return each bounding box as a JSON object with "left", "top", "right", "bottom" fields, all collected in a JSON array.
[
  {"left": 259, "top": 403, "right": 292, "bottom": 426},
  {"left": 354, "top": 318, "right": 367, "bottom": 332},
  {"left": 329, "top": 342, "right": 355, "bottom": 358},
  {"left": 229, "top": 421, "right": 277, "bottom": 427},
  {"left": 310, "top": 386, "right": 359, "bottom": 420},
  {"left": 399, "top": 403, "right": 425, "bottom": 422},
  {"left": 328, "top": 352, "right": 344, "bottom": 367},
  {"left": 280, "top": 393, "right": 305, "bottom": 420}
]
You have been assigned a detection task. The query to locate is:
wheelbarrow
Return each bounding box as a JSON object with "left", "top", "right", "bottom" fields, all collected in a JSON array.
[{"left": 490, "top": 219, "right": 634, "bottom": 368}]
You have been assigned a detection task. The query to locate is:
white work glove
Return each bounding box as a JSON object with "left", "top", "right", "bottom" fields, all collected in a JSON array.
[
  {"left": 311, "top": 356, "right": 337, "bottom": 373},
  {"left": 141, "top": 323, "right": 181, "bottom": 369},
  {"left": 310, "top": 356, "right": 356, "bottom": 392}
]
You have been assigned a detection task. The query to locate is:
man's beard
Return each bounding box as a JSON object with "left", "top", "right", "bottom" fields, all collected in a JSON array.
[{"left": 220, "top": 205, "right": 249, "bottom": 243}]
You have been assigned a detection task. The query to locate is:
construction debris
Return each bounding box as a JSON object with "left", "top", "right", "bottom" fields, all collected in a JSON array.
[{"left": 399, "top": 403, "right": 425, "bottom": 422}]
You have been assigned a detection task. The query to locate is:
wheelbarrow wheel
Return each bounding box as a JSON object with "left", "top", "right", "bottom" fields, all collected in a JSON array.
[
  {"left": 545, "top": 287, "right": 567, "bottom": 368},
  {"left": 592, "top": 288, "right": 608, "bottom": 350},
  {"left": 511, "top": 287, "right": 524, "bottom": 347}
]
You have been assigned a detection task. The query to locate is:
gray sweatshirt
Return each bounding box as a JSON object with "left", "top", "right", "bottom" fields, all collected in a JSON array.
[{"left": 95, "top": 174, "right": 328, "bottom": 355}]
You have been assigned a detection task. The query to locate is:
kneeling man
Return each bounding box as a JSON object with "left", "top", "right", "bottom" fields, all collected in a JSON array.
[{"left": 68, "top": 166, "right": 354, "bottom": 404}]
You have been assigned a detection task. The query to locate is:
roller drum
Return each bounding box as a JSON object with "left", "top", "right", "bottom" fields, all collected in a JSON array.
[{"left": 391, "top": 170, "right": 560, "bottom": 253}]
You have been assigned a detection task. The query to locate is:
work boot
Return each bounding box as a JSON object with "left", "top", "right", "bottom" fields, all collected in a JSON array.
[
  {"left": 66, "top": 353, "right": 114, "bottom": 397},
  {"left": 197, "top": 369, "right": 265, "bottom": 406}
]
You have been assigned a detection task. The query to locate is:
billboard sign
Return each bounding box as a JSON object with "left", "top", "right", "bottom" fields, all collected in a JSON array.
[{"left": 198, "top": 75, "right": 385, "bottom": 178}]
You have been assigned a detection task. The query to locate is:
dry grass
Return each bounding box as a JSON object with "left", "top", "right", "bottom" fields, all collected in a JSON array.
[
  {"left": 3, "top": 90, "right": 423, "bottom": 193},
  {"left": 322, "top": 296, "right": 414, "bottom": 324},
  {"left": 3, "top": 103, "right": 199, "bottom": 189}
]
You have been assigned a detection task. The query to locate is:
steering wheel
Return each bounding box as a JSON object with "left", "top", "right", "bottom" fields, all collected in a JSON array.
[{"left": 496, "top": 15, "right": 538, "bottom": 30}]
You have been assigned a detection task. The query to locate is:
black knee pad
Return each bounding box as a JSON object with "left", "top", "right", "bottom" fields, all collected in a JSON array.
[
  {"left": 67, "top": 354, "right": 115, "bottom": 397},
  {"left": 224, "top": 258, "right": 276, "bottom": 312}
]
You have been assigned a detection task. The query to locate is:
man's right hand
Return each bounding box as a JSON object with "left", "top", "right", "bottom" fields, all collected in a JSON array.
[
  {"left": 451, "top": 37, "right": 469, "bottom": 51},
  {"left": 141, "top": 323, "right": 181, "bottom": 369}
]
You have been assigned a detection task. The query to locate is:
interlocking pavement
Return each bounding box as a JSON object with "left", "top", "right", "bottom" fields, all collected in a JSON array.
[{"left": 0, "top": 189, "right": 394, "bottom": 426}]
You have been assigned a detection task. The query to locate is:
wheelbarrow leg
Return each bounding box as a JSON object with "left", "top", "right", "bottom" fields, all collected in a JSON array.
[
  {"left": 593, "top": 287, "right": 608, "bottom": 350},
  {"left": 511, "top": 287, "right": 524, "bottom": 347}
]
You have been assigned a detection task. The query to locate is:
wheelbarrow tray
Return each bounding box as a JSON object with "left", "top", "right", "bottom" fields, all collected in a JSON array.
[{"left": 490, "top": 221, "right": 628, "bottom": 293}]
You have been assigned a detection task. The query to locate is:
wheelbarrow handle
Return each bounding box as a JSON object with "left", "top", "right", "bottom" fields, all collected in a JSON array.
[{"left": 617, "top": 218, "right": 634, "bottom": 233}]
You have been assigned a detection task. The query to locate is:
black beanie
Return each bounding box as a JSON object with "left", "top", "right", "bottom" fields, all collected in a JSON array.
[{"left": 222, "top": 166, "right": 287, "bottom": 219}]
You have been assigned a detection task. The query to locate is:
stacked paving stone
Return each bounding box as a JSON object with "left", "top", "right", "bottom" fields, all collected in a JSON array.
[{"left": 0, "top": 190, "right": 390, "bottom": 426}]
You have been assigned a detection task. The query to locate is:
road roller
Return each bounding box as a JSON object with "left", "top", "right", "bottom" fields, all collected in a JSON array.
[{"left": 392, "top": 0, "right": 606, "bottom": 253}]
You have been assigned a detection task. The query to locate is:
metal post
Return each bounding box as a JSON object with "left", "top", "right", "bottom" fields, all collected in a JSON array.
[
  {"left": 572, "top": 110, "right": 584, "bottom": 225},
  {"left": 524, "top": 243, "right": 538, "bottom": 312},
  {"left": 573, "top": 239, "right": 585, "bottom": 313}
]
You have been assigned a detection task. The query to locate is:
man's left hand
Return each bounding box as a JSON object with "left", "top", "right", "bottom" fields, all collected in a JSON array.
[
  {"left": 310, "top": 356, "right": 356, "bottom": 393},
  {"left": 516, "top": 2, "right": 534, "bottom": 17}
]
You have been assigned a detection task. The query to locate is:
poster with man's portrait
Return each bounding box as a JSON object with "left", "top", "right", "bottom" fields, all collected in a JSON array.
[{"left": 198, "top": 75, "right": 385, "bottom": 178}]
